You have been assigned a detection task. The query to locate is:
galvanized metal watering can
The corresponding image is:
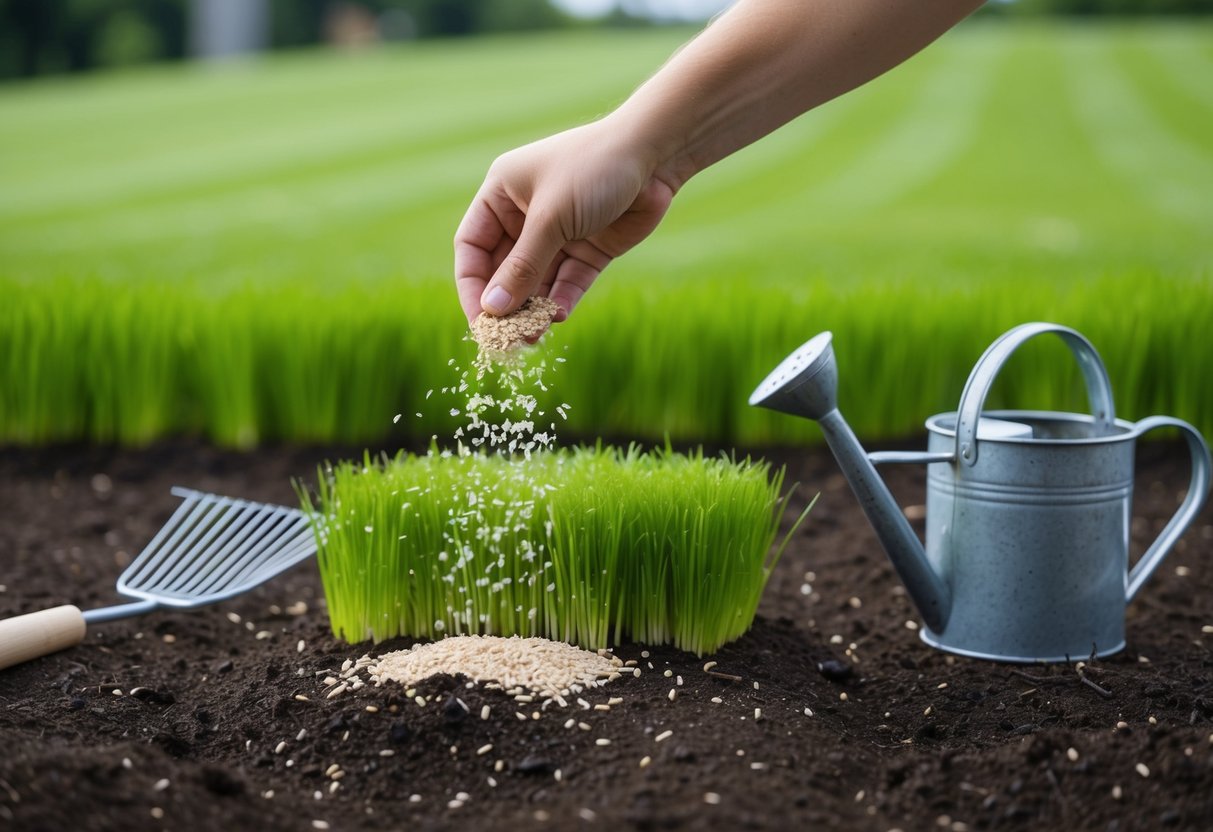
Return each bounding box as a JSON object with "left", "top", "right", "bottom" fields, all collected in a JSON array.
[{"left": 750, "top": 322, "right": 1212, "bottom": 663}]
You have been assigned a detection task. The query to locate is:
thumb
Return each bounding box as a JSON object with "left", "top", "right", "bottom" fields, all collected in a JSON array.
[{"left": 481, "top": 215, "right": 565, "bottom": 316}]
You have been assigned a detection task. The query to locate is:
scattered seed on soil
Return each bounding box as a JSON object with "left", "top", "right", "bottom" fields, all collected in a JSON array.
[
  {"left": 369, "top": 636, "right": 617, "bottom": 695},
  {"left": 1067, "top": 747, "right": 1079, "bottom": 762},
  {"left": 639, "top": 756, "right": 651, "bottom": 768},
  {"left": 1112, "top": 785, "right": 1123, "bottom": 800},
  {"left": 754, "top": 708, "right": 762, "bottom": 721},
  {"left": 668, "top": 689, "right": 677, "bottom": 702},
  {"left": 655, "top": 730, "right": 673, "bottom": 743},
  {"left": 153, "top": 779, "right": 170, "bottom": 792},
  {"left": 704, "top": 792, "right": 722, "bottom": 805},
  {"left": 1136, "top": 763, "right": 1150, "bottom": 778},
  {"left": 477, "top": 744, "right": 493, "bottom": 756},
  {"left": 596, "top": 738, "right": 611, "bottom": 746},
  {"left": 274, "top": 741, "right": 287, "bottom": 754},
  {"left": 703, "top": 661, "right": 717, "bottom": 672},
  {"left": 711, "top": 697, "right": 723, "bottom": 704}
]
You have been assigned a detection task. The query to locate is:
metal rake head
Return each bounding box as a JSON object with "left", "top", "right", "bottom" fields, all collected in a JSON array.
[{"left": 115, "top": 487, "right": 317, "bottom": 608}]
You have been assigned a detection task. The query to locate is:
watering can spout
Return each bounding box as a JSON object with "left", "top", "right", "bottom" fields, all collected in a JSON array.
[{"left": 749, "top": 333, "right": 953, "bottom": 633}]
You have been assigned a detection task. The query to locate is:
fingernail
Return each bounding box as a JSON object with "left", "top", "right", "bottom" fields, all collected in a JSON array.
[
  {"left": 482, "top": 286, "right": 512, "bottom": 314},
  {"left": 553, "top": 306, "right": 569, "bottom": 323}
]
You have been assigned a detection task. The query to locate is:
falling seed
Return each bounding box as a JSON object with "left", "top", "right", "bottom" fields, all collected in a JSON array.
[
  {"left": 704, "top": 792, "right": 722, "bottom": 805},
  {"left": 393, "top": 414, "right": 402, "bottom": 424},
  {"left": 554, "top": 769, "right": 562, "bottom": 782},
  {"left": 754, "top": 708, "right": 762, "bottom": 721},
  {"left": 1135, "top": 763, "right": 1150, "bottom": 778},
  {"left": 313, "top": 821, "right": 330, "bottom": 830},
  {"left": 379, "top": 750, "right": 396, "bottom": 757},
  {"left": 1202, "top": 625, "right": 1213, "bottom": 635},
  {"left": 751, "top": 762, "right": 768, "bottom": 771}
]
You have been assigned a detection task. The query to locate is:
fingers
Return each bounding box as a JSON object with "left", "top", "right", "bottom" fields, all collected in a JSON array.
[{"left": 480, "top": 209, "right": 567, "bottom": 316}]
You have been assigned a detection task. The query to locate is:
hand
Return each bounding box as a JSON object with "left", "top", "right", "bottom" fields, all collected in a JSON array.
[{"left": 453, "top": 119, "right": 677, "bottom": 327}]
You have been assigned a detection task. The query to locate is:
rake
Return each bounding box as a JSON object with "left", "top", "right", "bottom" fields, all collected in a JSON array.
[{"left": 0, "top": 487, "right": 318, "bottom": 671}]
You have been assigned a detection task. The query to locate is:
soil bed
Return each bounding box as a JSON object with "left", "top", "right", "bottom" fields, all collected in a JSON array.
[{"left": 1, "top": 439, "right": 1211, "bottom": 831}]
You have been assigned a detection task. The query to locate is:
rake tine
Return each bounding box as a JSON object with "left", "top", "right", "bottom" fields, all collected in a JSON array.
[
  {"left": 173, "top": 503, "right": 283, "bottom": 596},
  {"left": 215, "top": 513, "right": 311, "bottom": 592},
  {"left": 123, "top": 492, "right": 219, "bottom": 590},
  {"left": 187, "top": 506, "right": 301, "bottom": 597},
  {"left": 169, "top": 501, "right": 267, "bottom": 594}
]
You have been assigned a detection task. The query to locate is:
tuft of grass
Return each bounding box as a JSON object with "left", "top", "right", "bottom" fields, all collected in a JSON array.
[{"left": 301, "top": 445, "right": 813, "bottom": 656}]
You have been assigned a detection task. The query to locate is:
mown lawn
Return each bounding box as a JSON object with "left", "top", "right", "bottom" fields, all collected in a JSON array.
[{"left": 1, "top": 21, "right": 1210, "bottom": 445}]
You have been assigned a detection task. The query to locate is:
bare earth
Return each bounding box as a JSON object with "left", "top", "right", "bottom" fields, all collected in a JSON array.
[{"left": 1, "top": 439, "right": 1210, "bottom": 831}]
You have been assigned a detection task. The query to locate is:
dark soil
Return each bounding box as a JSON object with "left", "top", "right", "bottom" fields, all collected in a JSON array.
[{"left": 1, "top": 439, "right": 1211, "bottom": 832}]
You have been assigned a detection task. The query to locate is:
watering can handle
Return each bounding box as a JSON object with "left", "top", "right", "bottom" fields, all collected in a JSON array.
[
  {"left": 1125, "top": 416, "right": 1212, "bottom": 602},
  {"left": 955, "top": 323, "right": 1116, "bottom": 467}
]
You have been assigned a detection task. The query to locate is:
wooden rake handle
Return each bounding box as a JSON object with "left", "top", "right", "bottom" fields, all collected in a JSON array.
[{"left": 0, "top": 605, "right": 87, "bottom": 670}]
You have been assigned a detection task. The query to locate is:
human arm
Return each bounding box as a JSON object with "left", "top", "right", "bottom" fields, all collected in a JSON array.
[{"left": 453, "top": 0, "right": 985, "bottom": 325}]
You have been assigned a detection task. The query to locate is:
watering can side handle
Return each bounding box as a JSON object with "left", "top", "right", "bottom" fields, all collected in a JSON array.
[
  {"left": 868, "top": 451, "right": 955, "bottom": 466},
  {"left": 956, "top": 323, "right": 1117, "bottom": 467},
  {"left": 1126, "top": 416, "right": 1212, "bottom": 603}
]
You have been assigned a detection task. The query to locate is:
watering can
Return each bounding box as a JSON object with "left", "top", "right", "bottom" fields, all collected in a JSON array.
[{"left": 749, "top": 322, "right": 1211, "bottom": 662}]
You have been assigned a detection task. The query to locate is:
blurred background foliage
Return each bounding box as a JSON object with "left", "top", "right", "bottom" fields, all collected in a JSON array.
[{"left": 2, "top": 0, "right": 1210, "bottom": 81}]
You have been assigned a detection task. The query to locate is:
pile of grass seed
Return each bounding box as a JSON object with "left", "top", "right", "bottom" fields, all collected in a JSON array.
[{"left": 303, "top": 445, "right": 810, "bottom": 656}]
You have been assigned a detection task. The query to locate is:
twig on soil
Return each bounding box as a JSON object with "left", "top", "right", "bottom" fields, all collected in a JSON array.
[
  {"left": 705, "top": 670, "right": 744, "bottom": 683},
  {"left": 1077, "top": 673, "right": 1113, "bottom": 700}
]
